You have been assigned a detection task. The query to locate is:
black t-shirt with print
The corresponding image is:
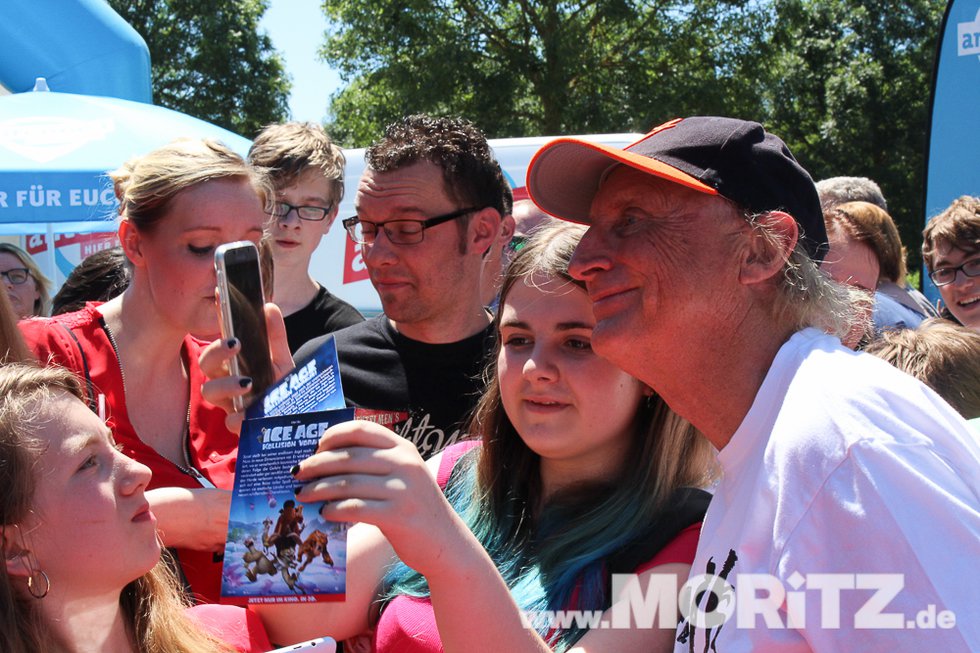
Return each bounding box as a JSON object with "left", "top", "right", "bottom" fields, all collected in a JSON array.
[{"left": 295, "top": 315, "right": 494, "bottom": 459}]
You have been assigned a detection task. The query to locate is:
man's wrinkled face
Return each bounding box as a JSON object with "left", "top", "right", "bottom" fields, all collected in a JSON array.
[{"left": 567, "top": 166, "right": 749, "bottom": 375}]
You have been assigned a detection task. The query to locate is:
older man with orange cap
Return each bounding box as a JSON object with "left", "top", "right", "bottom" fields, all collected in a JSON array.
[{"left": 526, "top": 117, "right": 980, "bottom": 652}]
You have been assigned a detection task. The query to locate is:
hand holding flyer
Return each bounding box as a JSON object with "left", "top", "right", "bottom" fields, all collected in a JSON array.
[
  {"left": 220, "top": 338, "right": 351, "bottom": 605},
  {"left": 245, "top": 335, "right": 345, "bottom": 420}
]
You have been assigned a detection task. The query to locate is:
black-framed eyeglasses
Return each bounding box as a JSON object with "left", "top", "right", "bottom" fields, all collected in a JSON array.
[
  {"left": 929, "top": 257, "right": 980, "bottom": 286},
  {"left": 267, "top": 200, "right": 333, "bottom": 222},
  {"left": 0, "top": 267, "right": 30, "bottom": 285},
  {"left": 342, "top": 207, "right": 481, "bottom": 246}
]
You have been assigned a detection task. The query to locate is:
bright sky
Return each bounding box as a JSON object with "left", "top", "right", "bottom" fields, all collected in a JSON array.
[{"left": 260, "top": 0, "right": 342, "bottom": 123}]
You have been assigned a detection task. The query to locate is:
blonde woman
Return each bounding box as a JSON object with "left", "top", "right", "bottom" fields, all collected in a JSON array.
[{"left": 19, "top": 139, "right": 284, "bottom": 604}]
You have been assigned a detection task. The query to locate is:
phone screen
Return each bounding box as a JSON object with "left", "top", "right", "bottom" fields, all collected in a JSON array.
[{"left": 216, "top": 242, "right": 275, "bottom": 410}]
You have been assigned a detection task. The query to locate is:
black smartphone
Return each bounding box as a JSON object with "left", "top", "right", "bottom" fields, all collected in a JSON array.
[{"left": 215, "top": 241, "right": 274, "bottom": 412}]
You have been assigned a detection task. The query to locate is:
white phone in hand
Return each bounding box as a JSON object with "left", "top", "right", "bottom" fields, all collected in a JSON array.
[{"left": 265, "top": 637, "right": 337, "bottom": 652}]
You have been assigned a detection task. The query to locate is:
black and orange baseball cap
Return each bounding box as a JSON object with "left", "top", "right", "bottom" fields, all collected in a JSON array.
[{"left": 526, "top": 116, "right": 828, "bottom": 262}]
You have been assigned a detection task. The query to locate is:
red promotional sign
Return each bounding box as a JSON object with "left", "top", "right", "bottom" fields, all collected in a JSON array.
[
  {"left": 24, "top": 232, "right": 118, "bottom": 257},
  {"left": 342, "top": 237, "right": 369, "bottom": 285}
]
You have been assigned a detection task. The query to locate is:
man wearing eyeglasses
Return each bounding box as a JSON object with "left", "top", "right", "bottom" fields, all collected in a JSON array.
[
  {"left": 295, "top": 114, "right": 507, "bottom": 459},
  {"left": 248, "top": 122, "right": 364, "bottom": 353},
  {"left": 923, "top": 195, "right": 980, "bottom": 331}
]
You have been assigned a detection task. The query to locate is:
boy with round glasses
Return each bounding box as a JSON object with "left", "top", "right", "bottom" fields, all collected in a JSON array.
[
  {"left": 922, "top": 195, "right": 980, "bottom": 330},
  {"left": 248, "top": 122, "right": 363, "bottom": 353}
]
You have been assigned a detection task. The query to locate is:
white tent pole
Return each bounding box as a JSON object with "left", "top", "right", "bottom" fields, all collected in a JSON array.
[{"left": 45, "top": 222, "right": 58, "bottom": 286}]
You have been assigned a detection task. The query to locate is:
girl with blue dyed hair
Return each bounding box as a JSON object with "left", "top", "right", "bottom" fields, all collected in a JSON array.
[{"left": 257, "top": 221, "right": 717, "bottom": 652}]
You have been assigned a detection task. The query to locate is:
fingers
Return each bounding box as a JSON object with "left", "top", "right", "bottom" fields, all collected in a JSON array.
[
  {"left": 302, "top": 476, "right": 429, "bottom": 528},
  {"left": 263, "top": 303, "right": 294, "bottom": 380},
  {"left": 295, "top": 473, "right": 406, "bottom": 505},
  {"left": 201, "top": 374, "right": 252, "bottom": 405},
  {"left": 311, "top": 420, "right": 405, "bottom": 455},
  {"left": 201, "top": 375, "right": 253, "bottom": 428},
  {"left": 291, "top": 424, "right": 433, "bottom": 527},
  {"left": 225, "top": 410, "right": 245, "bottom": 436},
  {"left": 317, "top": 497, "right": 394, "bottom": 524},
  {"left": 200, "top": 339, "right": 252, "bottom": 431},
  {"left": 293, "top": 445, "right": 407, "bottom": 482},
  {"left": 199, "top": 337, "right": 239, "bottom": 380}
]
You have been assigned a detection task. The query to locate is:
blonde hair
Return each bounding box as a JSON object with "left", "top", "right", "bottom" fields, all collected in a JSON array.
[
  {"left": 0, "top": 243, "right": 52, "bottom": 316},
  {"left": 0, "top": 283, "right": 31, "bottom": 365},
  {"left": 0, "top": 364, "right": 233, "bottom": 653},
  {"left": 248, "top": 122, "right": 346, "bottom": 205},
  {"left": 110, "top": 139, "right": 272, "bottom": 233},
  {"left": 864, "top": 319, "right": 980, "bottom": 419}
]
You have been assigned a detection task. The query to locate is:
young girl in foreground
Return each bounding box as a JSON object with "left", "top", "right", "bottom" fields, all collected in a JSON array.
[
  {"left": 257, "top": 221, "right": 717, "bottom": 652},
  {"left": 0, "top": 363, "right": 274, "bottom": 652}
]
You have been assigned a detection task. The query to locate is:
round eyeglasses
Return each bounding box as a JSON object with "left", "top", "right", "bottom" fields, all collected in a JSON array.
[
  {"left": 342, "top": 207, "right": 481, "bottom": 246},
  {"left": 267, "top": 201, "right": 333, "bottom": 222},
  {"left": 0, "top": 267, "right": 30, "bottom": 285}
]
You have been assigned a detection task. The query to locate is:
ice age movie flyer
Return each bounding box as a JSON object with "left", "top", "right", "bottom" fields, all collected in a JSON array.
[
  {"left": 246, "top": 336, "right": 345, "bottom": 420},
  {"left": 220, "top": 408, "right": 355, "bottom": 604}
]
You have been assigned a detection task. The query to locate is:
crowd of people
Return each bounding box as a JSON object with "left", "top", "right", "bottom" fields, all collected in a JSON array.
[{"left": 0, "top": 112, "right": 977, "bottom": 653}]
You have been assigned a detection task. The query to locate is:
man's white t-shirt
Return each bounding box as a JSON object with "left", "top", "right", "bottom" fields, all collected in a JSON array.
[{"left": 675, "top": 329, "right": 980, "bottom": 653}]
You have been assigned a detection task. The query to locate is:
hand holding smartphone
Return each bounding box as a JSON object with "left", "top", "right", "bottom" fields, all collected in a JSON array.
[{"left": 215, "top": 241, "right": 275, "bottom": 412}]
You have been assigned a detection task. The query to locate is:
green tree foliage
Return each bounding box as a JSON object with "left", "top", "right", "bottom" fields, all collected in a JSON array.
[
  {"left": 321, "top": 0, "right": 772, "bottom": 145},
  {"left": 322, "top": 0, "right": 946, "bottom": 267},
  {"left": 108, "top": 0, "right": 291, "bottom": 138},
  {"left": 765, "top": 0, "right": 946, "bottom": 269}
]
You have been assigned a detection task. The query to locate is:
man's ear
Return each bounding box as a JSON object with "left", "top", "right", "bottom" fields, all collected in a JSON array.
[
  {"left": 470, "top": 207, "right": 503, "bottom": 256},
  {"left": 118, "top": 219, "right": 146, "bottom": 269},
  {"left": 2, "top": 526, "right": 32, "bottom": 579},
  {"left": 499, "top": 214, "right": 516, "bottom": 244},
  {"left": 739, "top": 211, "right": 798, "bottom": 286},
  {"left": 481, "top": 214, "right": 516, "bottom": 260}
]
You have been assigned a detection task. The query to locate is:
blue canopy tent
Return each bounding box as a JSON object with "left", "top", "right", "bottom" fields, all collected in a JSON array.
[
  {"left": 0, "top": 85, "right": 252, "bottom": 281},
  {"left": 0, "top": 85, "right": 252, "bottom": 234},
  {"left": 0, "top": 0, "right": 252, "bottom": 284}
]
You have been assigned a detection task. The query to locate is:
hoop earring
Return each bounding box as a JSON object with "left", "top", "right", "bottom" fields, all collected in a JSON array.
[{"left": 27, "top": 570, "right": 49, "bottom": 599}]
